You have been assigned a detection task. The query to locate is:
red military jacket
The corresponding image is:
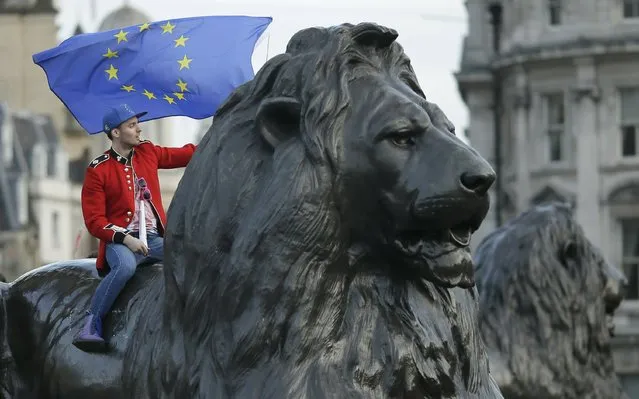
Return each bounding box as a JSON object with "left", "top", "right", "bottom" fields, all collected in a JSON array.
[{"left": 81, "top": 140, "right": 196, "bottom": 274}]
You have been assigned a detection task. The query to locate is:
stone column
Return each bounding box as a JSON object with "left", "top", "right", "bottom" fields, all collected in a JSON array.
[
  {"left": 466, "top": 88, "right": 496, "bottom": 251},
  {"left": 512, "top": 65, "right": 531, "bottom": 212},
  {"left": 572, "top": 57, "right": 601, "bottom": 245}
]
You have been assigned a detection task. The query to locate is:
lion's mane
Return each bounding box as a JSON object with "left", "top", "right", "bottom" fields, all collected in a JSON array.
[
  {"left": 124, "top": 23, "right": 500, "bottom": 398},
  {"left": 474, "top": 202, "right": 626, "bottom": 399}
]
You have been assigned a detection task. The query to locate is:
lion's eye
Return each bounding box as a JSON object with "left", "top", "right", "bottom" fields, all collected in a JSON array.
[
  {"left": 389, "top": 134, "right": 417, "bottom": 148},
  {"left": 559, "top": 241, "right": 578, "bottom": 269}
]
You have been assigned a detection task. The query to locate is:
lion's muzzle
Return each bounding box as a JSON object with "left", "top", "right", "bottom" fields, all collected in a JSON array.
[
  {"left": 603, "top": 260, "right": 627, "bottom": 313},
  {"left": 407, "top": 132, "right": 495, "bottom": 248},
  {"left": 603, "top": 261, "right": 628, "bottom": 336}
]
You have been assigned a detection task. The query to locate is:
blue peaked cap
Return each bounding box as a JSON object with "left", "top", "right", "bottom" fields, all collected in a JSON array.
[{"left": 102, "top": 104, "right": 147, "bottom": 133}]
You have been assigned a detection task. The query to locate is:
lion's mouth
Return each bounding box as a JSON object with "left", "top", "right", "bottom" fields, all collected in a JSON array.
[
  {"left": 391, "top": 221, "right": 476, "bottom": 287},
  {"left": 449, "top": 225, "right": 472, "bottom": 247},
  {"left": 607, "top": 314, "right": 616, "bottom": 336},
  {"left": 604, "top": 289, "right": 623, "bottom": 337},
  {"left": 394, "top": 222, "right": 474, "bottom": 254},
  {"left": 606, "top": 304, "right": 620, "bottom": 337}
]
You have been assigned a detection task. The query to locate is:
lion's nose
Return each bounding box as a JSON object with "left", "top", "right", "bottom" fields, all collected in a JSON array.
[
  {"left": 459, "top": 170, "right": 495, "bottom": 196},
  {"left": 604, "top": 268, "right": 628, "bottom": 314}
]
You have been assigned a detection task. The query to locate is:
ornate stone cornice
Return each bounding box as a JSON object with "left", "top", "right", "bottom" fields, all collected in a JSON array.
[
  {"left": 0, "top": 0, "right": 56, "bottom": 14},
  {"left": 492, "top": 36, "right": 639, "bottom": 70}
]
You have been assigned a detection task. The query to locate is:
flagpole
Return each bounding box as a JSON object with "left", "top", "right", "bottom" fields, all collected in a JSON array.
[
  {"left": 90, "top": 0, "right": 97, "bottom": 22},
  {"left": 265, "top": 33, "right": 271, "bottom": 62}
]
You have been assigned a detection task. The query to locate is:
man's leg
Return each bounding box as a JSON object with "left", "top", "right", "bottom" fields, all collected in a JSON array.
[{"left": 72, "top": 243, "right": 137, "bottom": 352}]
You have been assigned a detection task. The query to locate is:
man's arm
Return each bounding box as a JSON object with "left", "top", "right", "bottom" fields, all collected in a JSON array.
[
  {"left": 153, "top": 143, "right": 197, "bottom": 169},
  {"left": 81, "top": 167, "right": 130, "bottom": 244}
]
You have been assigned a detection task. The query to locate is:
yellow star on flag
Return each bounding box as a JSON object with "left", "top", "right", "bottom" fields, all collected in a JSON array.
[
  {"left": 142, "top": 89, "right": 156, "bottom": 99},
  {"left": 174, "top": 35, "right": 189, "bottom": 47},
  {"left": 173, "top": 92, "right": 186, "bottom": 100},
  {"left": 161, "top": 21, "right": 176, "bottom": 34},
  {"left": 105, "top": 64, "right": 118, "bottom": 80},
  {"left": 102, "top": 48, "right": 118, "bottom": 58},
  {"left": 163, "top": 94, "right": 176, "bottom": 104},
  {"left": 114, "top": 30, "right": 128, "bottom": 44},
  {"left": 121, "top": 84, "right": 135, "bottom": 92},
  {"left": 177, "top": 55, "right": 192, "bottom": 70},
  {"left": 176, "top": 79, "right": 189, "bottom": 92},
  {"left": 138, "top": 22, "right": 151, "bottom": 32}
]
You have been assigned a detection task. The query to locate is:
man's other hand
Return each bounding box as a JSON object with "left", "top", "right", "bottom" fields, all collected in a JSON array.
[{"left": 123, "top": 235, "right": 149, "bottom": 256}]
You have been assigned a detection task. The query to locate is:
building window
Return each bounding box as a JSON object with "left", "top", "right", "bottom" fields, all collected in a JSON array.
[
  {"left": 622, "top": 126, "right": 637, "bottom": 156},
  {"left": 620, "top": 374, "right": 639, "bottom": 397},
  {"left": 624, "top": 0, "right": 639, "bottom": 18},
  {"left": 52, "top": 211, "right": 60, "bottom": 249},
  {"left": 620, "top": 88, "right": 639, "bottom": 157},
  {"left": 548, "top": 0, "right": 562, "bottom": 25},
  {"left": 543, "top": 93, "right": 565, "bottom": 162},
  {"left": 46, "top": 147, "right": 57, "bottom": 177},
  {"left": 622, "top": 218, "right": 639, "bottom": 299}
]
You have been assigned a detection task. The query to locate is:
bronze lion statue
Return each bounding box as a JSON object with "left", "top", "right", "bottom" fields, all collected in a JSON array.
[
  {"left": 0, "top": 23, "right": 503, "bottom": 398},
  {"left": 474, "top": 202, "right": 627, "bottom": 399}
]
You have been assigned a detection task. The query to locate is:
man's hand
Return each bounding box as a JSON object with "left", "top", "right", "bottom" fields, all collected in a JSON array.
[{"left": 123, "top": 234, "right": 149, "bottom": 256}]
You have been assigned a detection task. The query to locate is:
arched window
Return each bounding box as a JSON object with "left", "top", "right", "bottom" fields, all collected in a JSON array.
[{"left": 608, "top": 182, "right": 639, "bottom": 299}]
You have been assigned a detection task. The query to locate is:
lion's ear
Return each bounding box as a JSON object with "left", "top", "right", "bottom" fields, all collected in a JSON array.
[{"left": 256, "top": 97, "right": 302, "bottom": 148}]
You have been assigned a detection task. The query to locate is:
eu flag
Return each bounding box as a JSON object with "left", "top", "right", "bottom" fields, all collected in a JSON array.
[{"left": 32, "top": 15, "right": 272, "bottom": 134}]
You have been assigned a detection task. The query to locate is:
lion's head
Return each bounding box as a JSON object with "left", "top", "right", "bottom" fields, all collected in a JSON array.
[
  {"left": 154, "top": 22, "right": 500, "bottom": 398},
  {"left": 474, "top": 202, "right": 627, "bottom": 399}
]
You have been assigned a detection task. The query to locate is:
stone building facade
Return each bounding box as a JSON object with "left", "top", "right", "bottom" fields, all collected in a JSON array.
[
  {"left": 0, "top": 0, "right": 80, "bottom": 279},
  {"left": 456, "top": 0, "right": 639, "bottom": 394}
]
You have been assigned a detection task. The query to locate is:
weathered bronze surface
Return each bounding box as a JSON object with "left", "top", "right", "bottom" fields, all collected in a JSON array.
[
  {"left": 475, "top": 202, "right": 627, "bottom": 399},
  {"left": 0, "top": 22, "right": 502, "bottom": 398}
]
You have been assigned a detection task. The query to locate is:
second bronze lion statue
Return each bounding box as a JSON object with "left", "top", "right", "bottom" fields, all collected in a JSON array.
[
  {"left": 0, "top": 23, "right": 503, "bottom": 398},
  {"left": 474, "top": 202, "right": 628, "bottom": 399}
]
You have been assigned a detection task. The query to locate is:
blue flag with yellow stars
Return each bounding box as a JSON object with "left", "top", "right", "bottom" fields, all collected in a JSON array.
[{"left": 32, "top": 15, "right": 272, "bottom": 134}]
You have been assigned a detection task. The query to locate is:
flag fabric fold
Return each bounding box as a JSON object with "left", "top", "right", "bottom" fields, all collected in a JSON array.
[{"left": 33, "top": 15, "right": 272, "bottom": 134}]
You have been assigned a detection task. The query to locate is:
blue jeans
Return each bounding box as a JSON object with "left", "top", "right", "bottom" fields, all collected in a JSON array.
[{"left": 89, "top": 232, "right": 163, "bottom": 319}]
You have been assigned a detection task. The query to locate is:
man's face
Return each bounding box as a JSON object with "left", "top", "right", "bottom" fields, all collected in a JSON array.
[{"left": 113, "top": 116, "right": 141, "bottom": 147}]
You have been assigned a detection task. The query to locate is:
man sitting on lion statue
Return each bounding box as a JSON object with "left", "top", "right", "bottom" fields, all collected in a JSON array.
[{"left": 0, "top": 22, "right": 504, "bottom": 398}]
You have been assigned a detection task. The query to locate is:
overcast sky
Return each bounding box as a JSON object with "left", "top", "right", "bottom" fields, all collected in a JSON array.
[{"left": 54, "top": 0, "right": 469, "bottom": 145}]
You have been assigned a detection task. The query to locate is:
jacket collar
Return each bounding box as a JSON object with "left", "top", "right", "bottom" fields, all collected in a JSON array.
[{"left": 109, "top": 147, "right": 134, "bottom": 165}]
